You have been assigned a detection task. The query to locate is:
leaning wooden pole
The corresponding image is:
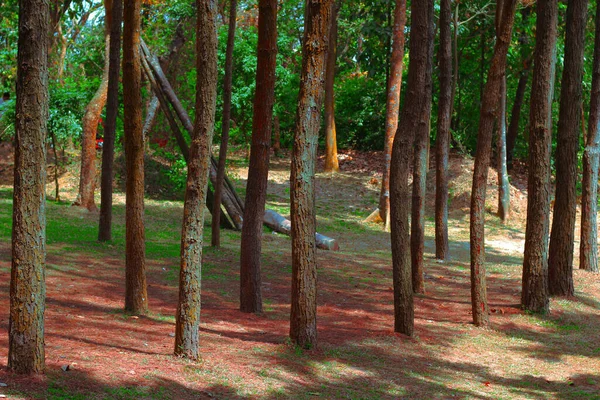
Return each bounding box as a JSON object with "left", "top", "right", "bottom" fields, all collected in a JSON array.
[{"left": 141, "top": 41, "right": 339, "bottom": 250}]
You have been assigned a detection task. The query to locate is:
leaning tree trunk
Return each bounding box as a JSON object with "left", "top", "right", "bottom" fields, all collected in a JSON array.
[
  {"left": 522, "top": 0, "right": 558, "bottom": 314},
  {"left": 9, "top": 0, "right": 49, "bottom": 374},
  {"left": 435, "top": 0, "right": 452, "bottom": 262},
  {"left": 323, "top": 2, "right": 339, "bottom": 173},
  {"left": 469, "top": 0, "right": 517, "bottom": 327},
  {"left": 75, "top": 0, "right": 112, "bottom": 212},
  {"left": 389, "top": 0, "right": 434, "bottom": 337},
  {"left": 379, "top": 0, "right": 407, "bottom": 227},
  {"left": 240, "top": 0, "right": 278, "bottom": 314},
  {"left": 290, "top": 0, "right": 333, "bottom": 350},
  {"left": 212, "top": 0, "right": 237, "bottom": 248},
  {"left": 99, "top": 0, "right": 123, "bottom": 242},
  {"left": 174, "top": 0, "right": 218, "bottom": 360},
  {"left": 506, "top": 60, "right": 531, "bottom": 168},
  {"left": 580, "top": 0, "right": 600, "bottom": 274},
  {"left": 123, "top": 0, "right": 148, "bottom": 315},
  {"left": 548, "top": 0, "right": 588, "bottom": 296}
]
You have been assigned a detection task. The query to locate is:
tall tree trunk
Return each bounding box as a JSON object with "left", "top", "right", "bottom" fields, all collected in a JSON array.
[
  {"left": 212, "top": 0, "right": 237, "bottom": 248},
  {"left": 389, "top": 0, "right": 434, "bottom": 336},
  {"left": 123, "top": 0, "right": 148, "bottom": 315},
  {"left": 239, "top": 0, "right": 278, "bottom": 314},
  {"left": 410, "top": 8, "right": 434, "bottom": 295},
  {"left": 522, "top": 0, "right": 558, "bottom": 314},
  {"left": 9, "top": 0, "right": 49, "bottom": 374},
  {"left": 174, "top": 0, "right": 218, "bottom": 360},
  {"left": 323, "top": 2, "right": 339, "bottom": 173},
  {"left": 290, "top": 0, "right": 333, "bottom": 349},
  {"left": 379, "top": 0, "right": 406, "bottom": 227},
  {"left": 435, "top": 0, "right": 452, "bottom": 262},
  {"left": 580, "top": 0, "right": 600, "bottom": 274},
  {"left": 497, "top": 78, "right": 510, "bottom": 222},
  {"left": 506, "top": 60, "right": 531, "bottom": 167},
  {"left": 469, "top": 0, "right": 517, "bottom": 327},
  {"left": 548, "top": 0, "right": 587, "bottom": 296},
  {"left": 74, "top": 0, "right": 112, "bottom": 212},
  {"left": 273, "top": 114, "right": 281, "bottom": 155},
  {"left": 99, "top": 0, "right": 122, "bottom": 242}
]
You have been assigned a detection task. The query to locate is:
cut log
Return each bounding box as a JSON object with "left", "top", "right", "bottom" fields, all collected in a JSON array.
[{"left": 264, "top": 210, "right": 339, "bottom": 251}]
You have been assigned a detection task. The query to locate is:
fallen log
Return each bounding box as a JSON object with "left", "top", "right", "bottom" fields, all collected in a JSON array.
[{"left": 263, "top": 210, "right": 339, "bottom": 251}]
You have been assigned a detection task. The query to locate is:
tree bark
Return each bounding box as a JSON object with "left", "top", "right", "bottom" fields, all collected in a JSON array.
[
  {"left": 522, "top": 0, "right": 558, "bottom": 314},
  {"left": 212, "top": 0, "right": 237, "bottom": 248},
  {"left": 123, "top": 0, "right": 148, "bottom": 315},
  {"left": 74, "top": 0, "right": 112, "bottom": 212},
  {"left": 323, "top": 2, "right": 339, "bottom": 173},
  {"left": 174, "top": 0, "right": 218, "bottom": 360},
  {"left": 239, "top": 0, "right": 278, "bottom": 314},
  {"left": 389, "top": 0, "right": 434, "bottom": 336},
  {"left": 99, "top": 0, "right": 123, "bottom": 242},
  {"left": 580, "top": 0, "right": 600, "bottom": 274},
  {"left": 379, "top": 0, "right": 406, "bottom": 227},
  {"left": 9, "top": 0, "right": 49, "bottom": 374},
  {"left": 469, "top": 0, "right": 517, "bottom": 327},
  {"left": 548, "top": 0, "right": 588, "bottom": 297},
  {"left": 290, "top": 0, "right": 333, "bottom": 349},
  {"left": 435, "top": 0, "right": 452, "bottom": 261},
  {"left": 410, "top": 12, "right": 434, "bottom": 295},
  {"left": 497, "top": 77, "right": 510, "bottom": 222}
]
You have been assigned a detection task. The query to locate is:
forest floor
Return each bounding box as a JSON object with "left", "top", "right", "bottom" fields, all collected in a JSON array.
[{"left": 0, "top": 142, "right": 599, "bottom": 399}]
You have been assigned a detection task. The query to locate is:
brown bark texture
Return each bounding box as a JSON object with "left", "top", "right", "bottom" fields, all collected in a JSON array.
[
  {"left": 99, "top": 0, "right": 123, "bottom": 242},
  {"left": 389, "top": 0, "right": 433, "bottom": 336},
  {"left": 290, "top": 0, "right": 333, "bottom": 350},
  {"left": 75, "top": 1, "right": 112, "bottom": 212},
  {"left": 212, "top": 0, "right": 237, "bottom": 248},
  {"left": 123, "top": 0, "right": 148, "bottom": 315},
  {"left": 522, "top": 0, "right": 558, "bottom": 314},
  {"left": 435, "top": 0, "right": 452, "bottom": 261},
  {"left": 379, "top": 0, "right": 406, "bottom": 226},
  {"left": 580, "top": 0, "right": 600, "bottom": 274},
  {"left": 240, "top": 0, "right": 278, "bottom": 314},
  {"left": 469, "top": 0, "right": 517, "bottom": 327},
  {"left": 9, "top": 0, "right": 49, "bottom": 374},
  {"left": 175, "top": 0, "right": 218, "bottom": 360},
  {"left": 548, "top": 0, "right": 588, "bottom": 296},
  {"left": 323, "top": 2, "right": 339, "bottom": 173}
]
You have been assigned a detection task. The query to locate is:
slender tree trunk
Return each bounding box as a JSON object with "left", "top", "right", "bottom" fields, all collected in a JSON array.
[
  {"left": 548, "top": 0, "right": 587, "bottom": 296},
  {"left": 174, "top": 0, "right": 218, "bottom": 360},
  {"left": 212, "top": 0, "right": 237, "bottom": 248},
  {"left": 239, "top": 0, "right": 278, "bottom": 314},
  {"left": 522, "top": 0, "right": 558, "bottom": 314},
  {"left": 99, "top": 0, "right": 122, "bottom": 242},
  {"left": 580, "top": 0, "right": 600, "bottom": 274},
  {"left": 389, "top": 0, "right": 434, "bottom": 336},
  {"left": 323, "top": 2, "right": 339, "bottom": 173},
  {"left": 379, "top": 0, "right": 406, "bottom": 227},
  {"left": 497, "top": 76, "right": 510, "bottom": 222},
  {"left": 50, "top": 130, "right": 61, "bottom": 201},
  {"left": 506, "top": 60, "right": 531, "bottom": 168},
  {"left": 123, "top": 0, "right": 148, "bottom": 315},
  {"left": 410, "top": 15, "right": 434, "bottom": 295},
  {"left": 75, "top": 0, "right": 112, "bottom": 212},
  {"left": 435, "top": 0, "right": 452, "bottom": 261},
  {"left": 9, "top": 0, "right": 49, "bottom": 374},
  {"left": 290, "top": 0, "right": 333, "bottom": 349},
  {"left": 469, "top": 0, "right": 517, "bottom": 327}
]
